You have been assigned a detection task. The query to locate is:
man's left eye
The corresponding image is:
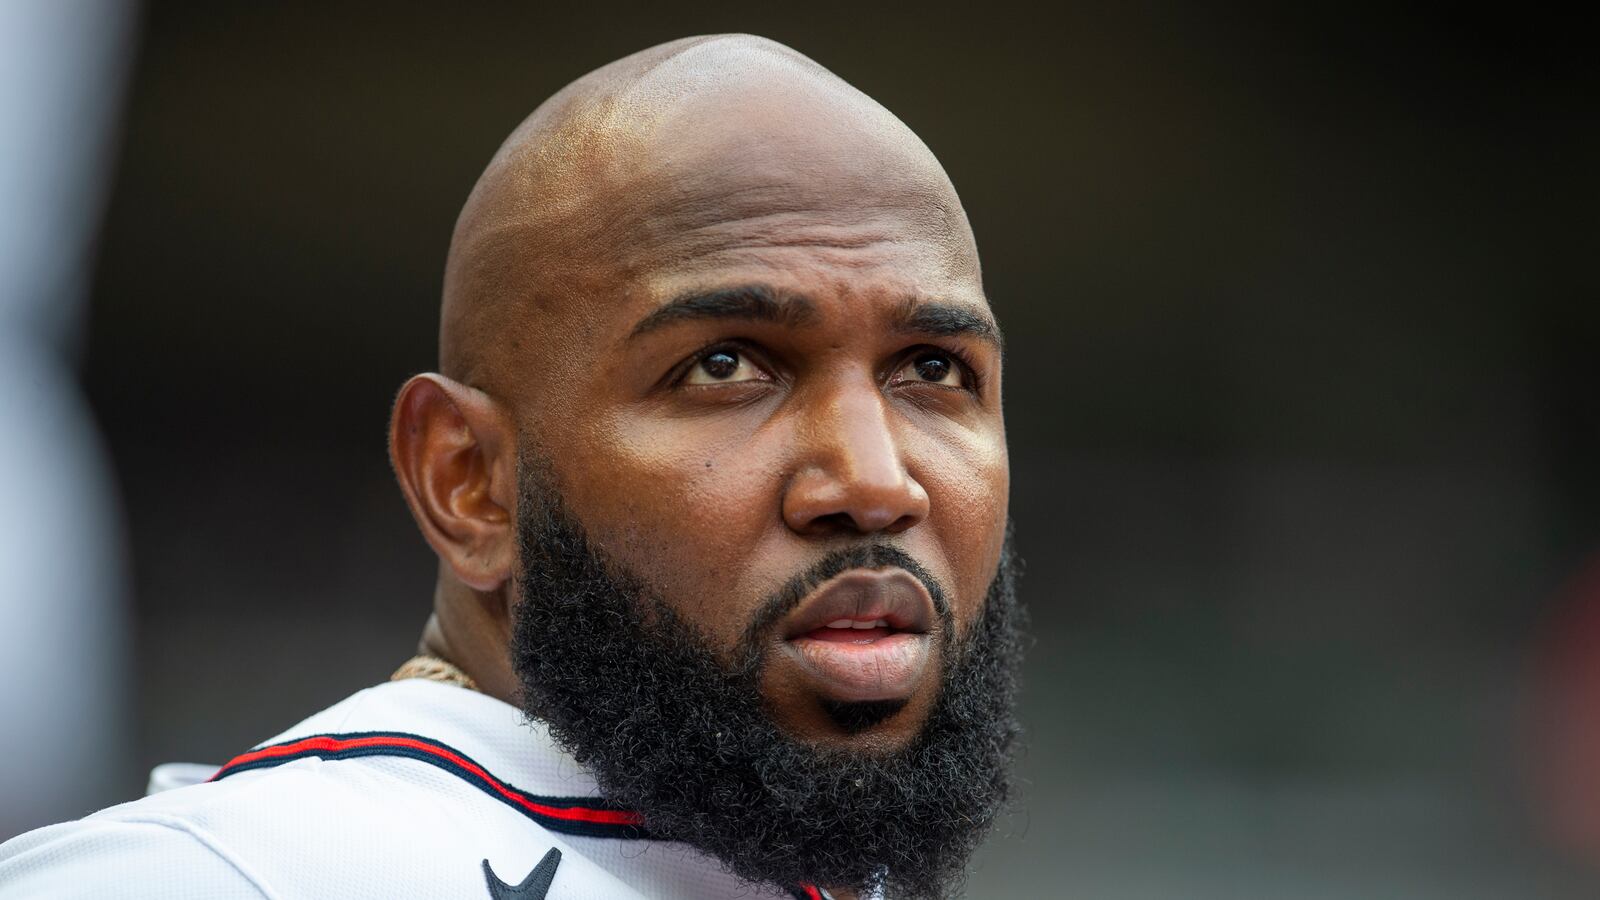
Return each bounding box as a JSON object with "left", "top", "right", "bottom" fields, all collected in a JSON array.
[
  {"left": 684, "top": 348, "right": 764, "bottom": 385},
  {"left": 896, "top": 351, "right": 965, "bottom": 387}
]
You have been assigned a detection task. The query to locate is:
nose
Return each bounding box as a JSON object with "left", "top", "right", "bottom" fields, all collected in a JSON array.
[{"left": 781, "top": 383, "right": 930, "bottom": 537}]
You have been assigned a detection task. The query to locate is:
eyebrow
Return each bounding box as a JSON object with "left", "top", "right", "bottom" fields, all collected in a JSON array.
[
  {"left": 628, "top": 283, "right": 1002, "bottom": 351},
  {"left": 893, "top": 299, "right": 1003, "bottom": 351},
  {"left": 629, "top": 285, "right": 816, "bottom": 337}
]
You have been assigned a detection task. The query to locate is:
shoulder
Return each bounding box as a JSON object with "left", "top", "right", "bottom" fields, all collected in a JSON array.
[
  {"left": 0, "top": 814, "right": 270, "bottom": 899},
  {"left": 1, "top": 770, "right": 645, "bottom": 900},
  {"left": 0, "top": 683, "right": 653, "bottom": 899}
]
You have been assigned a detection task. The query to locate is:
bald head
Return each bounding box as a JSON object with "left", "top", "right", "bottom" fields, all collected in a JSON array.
[{"left": 439, "top": 34, "right": 980, "bottom": 388}]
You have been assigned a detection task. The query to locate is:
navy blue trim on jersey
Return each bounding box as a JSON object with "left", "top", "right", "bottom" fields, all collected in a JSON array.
[{"left": 209, "top": 730, "right": 652, "bottom": 840}]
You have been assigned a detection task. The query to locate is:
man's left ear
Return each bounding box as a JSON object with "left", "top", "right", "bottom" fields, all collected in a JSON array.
[{"left": 388, "top": 373, "right": 517, "bottom": 592}]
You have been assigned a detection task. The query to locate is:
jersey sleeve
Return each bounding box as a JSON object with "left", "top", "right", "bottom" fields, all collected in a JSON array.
[{"left": 0, "top": 815, "right": 271, "bottom": 899}]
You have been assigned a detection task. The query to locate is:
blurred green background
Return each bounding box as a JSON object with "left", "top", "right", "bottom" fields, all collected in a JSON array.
[{"left": 76, "top": 2, "right": 1599, "bottom": 896}]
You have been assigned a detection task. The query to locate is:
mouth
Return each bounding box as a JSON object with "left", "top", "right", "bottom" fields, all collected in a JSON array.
[{"left": 776, "top": 567, "right": 936, "bottom": 703}]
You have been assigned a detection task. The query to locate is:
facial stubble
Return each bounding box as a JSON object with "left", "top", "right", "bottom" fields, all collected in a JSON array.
[{"left": 508, "top": 456, "right": 1024, "bottom": 900}]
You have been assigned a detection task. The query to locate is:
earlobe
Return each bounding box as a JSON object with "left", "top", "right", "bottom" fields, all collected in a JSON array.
[{"left": 389, "top": 373, "right": 516, "bottom": 592}]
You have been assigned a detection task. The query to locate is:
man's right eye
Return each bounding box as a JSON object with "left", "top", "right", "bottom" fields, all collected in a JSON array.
[{"left": 684, "top": 348, "right": 765, "bottom": 385}]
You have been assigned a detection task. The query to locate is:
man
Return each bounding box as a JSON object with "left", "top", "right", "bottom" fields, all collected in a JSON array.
[{"left": 0, "top": 34, "right": 1023, "bottom": 900}]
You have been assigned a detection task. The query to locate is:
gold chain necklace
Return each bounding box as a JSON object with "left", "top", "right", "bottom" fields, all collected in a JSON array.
[{"left": 390, "top": 655, "right": 480, "bottom": 692}]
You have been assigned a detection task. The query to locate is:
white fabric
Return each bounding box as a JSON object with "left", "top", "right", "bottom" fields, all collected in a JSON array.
[{"left": 0, "top": 680, "right": 809, "bottom": 899}]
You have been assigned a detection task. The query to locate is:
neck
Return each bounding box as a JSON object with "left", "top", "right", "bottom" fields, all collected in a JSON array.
[{"left": 419, "top": 575, "right": 520, "bottom": 704}]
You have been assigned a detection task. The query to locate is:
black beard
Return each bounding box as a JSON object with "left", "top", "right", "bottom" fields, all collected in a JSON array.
[{"left": 509, "top": 459, "right": 1025, "bottom": 900}]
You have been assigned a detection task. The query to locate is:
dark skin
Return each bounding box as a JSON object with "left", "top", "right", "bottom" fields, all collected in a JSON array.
[{"left": 389, "top": 36, "right": 1008, "bottom": 761}]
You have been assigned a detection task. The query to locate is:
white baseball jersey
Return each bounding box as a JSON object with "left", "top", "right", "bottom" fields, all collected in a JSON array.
[{"left": 0, "top": 679, "right": 839, "bottom": 899}]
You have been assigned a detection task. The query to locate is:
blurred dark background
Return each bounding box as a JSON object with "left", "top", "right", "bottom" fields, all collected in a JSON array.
[{"left": 52, "top": 1, "right": 1600, "bottom": 895}]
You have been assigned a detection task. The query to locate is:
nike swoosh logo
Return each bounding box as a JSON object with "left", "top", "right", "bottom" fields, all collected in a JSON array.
[{"left": 483, "top": 847, "right": 562, "bottom": 899}]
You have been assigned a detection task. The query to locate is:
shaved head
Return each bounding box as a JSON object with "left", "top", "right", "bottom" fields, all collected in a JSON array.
[{"left": 439, "top": 34, "right": 979, "bottom": 389}]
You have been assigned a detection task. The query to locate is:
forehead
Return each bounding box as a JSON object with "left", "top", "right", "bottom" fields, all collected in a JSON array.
[
  {"left": 600, "top": 131, "right": 983, "bottom": 334},
  {"left": 649, "top": 194, "right": 977, "bottom": 293}
]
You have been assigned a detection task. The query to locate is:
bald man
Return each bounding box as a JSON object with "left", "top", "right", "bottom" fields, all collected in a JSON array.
[{"left": 0, "top": 35, "right": 1023, "bottom": 900}]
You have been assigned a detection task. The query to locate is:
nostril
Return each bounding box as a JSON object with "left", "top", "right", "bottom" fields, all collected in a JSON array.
[
  {"left": 883, "top": 513, "right": 918, "bottom": 534},
  {"left": 799, "top": 509, "right": 922, "bottom": 537},
  {"left": 806, "top": 511, "right": 857, "bottom": 535}
]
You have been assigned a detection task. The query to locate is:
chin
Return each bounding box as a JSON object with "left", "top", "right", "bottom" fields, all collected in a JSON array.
[{"left": 764, "top": 677, "right": 943, "bottom": 751}]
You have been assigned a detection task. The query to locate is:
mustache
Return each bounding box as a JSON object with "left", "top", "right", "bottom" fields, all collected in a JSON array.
[{"left": 737, "top": 543, "right": 955, "bottom": 656}]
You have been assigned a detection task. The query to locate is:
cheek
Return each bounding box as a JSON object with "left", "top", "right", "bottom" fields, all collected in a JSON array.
[
  {"left": 908, "top": 421, "right": 1009, "bottom": 621},
  {"left": 549, "top": 407, "right": 786, "bottom": 640}
]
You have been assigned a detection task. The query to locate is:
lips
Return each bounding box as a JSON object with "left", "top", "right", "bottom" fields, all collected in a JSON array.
[{"left": 776, "top": 568, "right": 936, "bottom": 703}]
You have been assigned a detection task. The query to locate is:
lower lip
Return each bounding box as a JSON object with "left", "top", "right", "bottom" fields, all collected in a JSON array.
[{"left": 782, "top": 630, "right": 932, "bottom": 702}]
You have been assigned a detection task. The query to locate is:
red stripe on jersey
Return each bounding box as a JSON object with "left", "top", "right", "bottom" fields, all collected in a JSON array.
[{"left": 211, "top": 733, "right": 642, "bottom": 827}]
